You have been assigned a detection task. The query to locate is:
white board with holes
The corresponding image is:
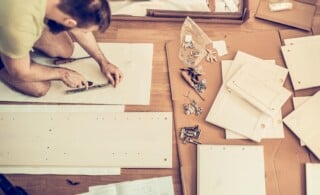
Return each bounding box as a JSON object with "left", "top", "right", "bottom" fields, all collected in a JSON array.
[
  {"left": 306, "top": 163, "right": 320, "bottom": 195},
  {"left": 0, "top": 112, "right": 172, "bottom": 168},
  {"left": 197, "top": 144, "right": 266, "bottom": 195},
  {"left": 281, "top": 36, "right": 320, "bottom": 90}
]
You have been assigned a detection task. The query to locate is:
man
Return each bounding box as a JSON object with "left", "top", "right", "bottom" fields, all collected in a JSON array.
[{"left": 0, "top": 0, "right": 123, "bottom": 97}]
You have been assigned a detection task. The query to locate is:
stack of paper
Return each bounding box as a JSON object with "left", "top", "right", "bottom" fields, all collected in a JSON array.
[
  {"left": 206, "top": 51, "right": 291, "bottom": 142},
  {"left": 77, "top": 176, "right": 174, "bottom": 195},
  {"left": 283, "top": 91, "right": 320, "bottom": 159},
  {"left": 281, "top": 35, "right": 320, "bottom": 90},
  {"left": 197, "top": 145, "right": 266, "bottom": 195}
]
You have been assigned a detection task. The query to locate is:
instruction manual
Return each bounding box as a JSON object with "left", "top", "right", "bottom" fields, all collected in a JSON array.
[{"left": 78, "top": 176, "right": 174, "bottom": 195}]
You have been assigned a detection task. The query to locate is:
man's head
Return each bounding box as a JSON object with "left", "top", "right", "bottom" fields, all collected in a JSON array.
[{"left": 47, "top": 0, "right": 111, "bottom": 34}]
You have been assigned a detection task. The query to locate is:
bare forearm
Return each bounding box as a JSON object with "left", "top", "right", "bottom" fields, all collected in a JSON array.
[
  {"left": 69, "top": 30, "right": 108, "bottom": 66},
  {"left": 69, "top": 30, "right": 123, "bottom": 86},
  {"left": 1, "top": 54, "right": 64, "bottom": 82},
  {"left": 13, "top": 62, "right": 65, "bottom": 82},
  {"left": 1, "top": 53, "right": 89, "bottom": 88}
]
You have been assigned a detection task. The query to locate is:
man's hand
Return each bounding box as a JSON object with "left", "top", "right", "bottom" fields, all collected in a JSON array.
[
  {"left": 68, "top": 30, "right": 123, "bottom": 87},
  {"left": 59, "top": 68, "right": 89, "bottom": 89},
  {"left": 100, "top": 61, "right": 123, "bottom": 87}
]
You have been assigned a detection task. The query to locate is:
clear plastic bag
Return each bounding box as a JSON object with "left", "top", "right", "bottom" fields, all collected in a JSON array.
[{"left": 179, "top": 17, "right": 212, "bottom": 68}]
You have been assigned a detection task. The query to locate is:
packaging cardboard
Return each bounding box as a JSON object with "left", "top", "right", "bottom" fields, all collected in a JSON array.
[
  {"left": 166, "top": 30, "right": 312, "bottom": 195},
  {"left": 255, "top": 0, "right": 316, "bottom": 31},
  {"left": 112, "top": 0, "right": 249, "bottom": 24}
]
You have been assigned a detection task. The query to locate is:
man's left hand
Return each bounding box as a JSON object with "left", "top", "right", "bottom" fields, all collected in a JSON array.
[{"left": 100, "top": 61, "right": 123, "bottom": 87}]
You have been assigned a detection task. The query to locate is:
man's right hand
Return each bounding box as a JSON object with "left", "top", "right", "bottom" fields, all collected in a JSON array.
[{"left": 59, "top": 68, "right": 89, "bottom": 89}]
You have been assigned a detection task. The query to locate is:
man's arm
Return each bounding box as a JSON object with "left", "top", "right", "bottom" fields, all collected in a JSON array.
[
  {"left": 69, "top": 29, "right": 123, "bottom": 87},
  {"left": 1, "top": 54, "right": 89, "bottom": 88}
]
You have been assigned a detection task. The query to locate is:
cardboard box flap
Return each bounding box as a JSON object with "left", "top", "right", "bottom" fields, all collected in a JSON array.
[
  {"left": 166, "top": 30, "right": 311, "bottom": 195},
  {"left": 255, "top": 0, "right": 316, "bottom": 31}
]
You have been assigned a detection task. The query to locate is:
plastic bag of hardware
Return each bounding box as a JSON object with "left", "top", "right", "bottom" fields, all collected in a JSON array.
[{"left": 179, "top": 17, "right": 212, "bottom": 67}]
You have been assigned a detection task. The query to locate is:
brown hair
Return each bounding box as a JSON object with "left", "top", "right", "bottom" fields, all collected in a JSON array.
[{"left": 57, "top": 0, "right": 111, "bottom": 32}]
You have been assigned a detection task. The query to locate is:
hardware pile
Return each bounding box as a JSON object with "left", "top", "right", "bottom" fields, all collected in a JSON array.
[
  {"left": 183, "top": 99, "right": 202, "bottom": 116},
  {"left": 180, "top": 125, "right": 201, "bottom": 145},
  {"left": 181, "top": 67, "right": 207, "bottom": 94}
]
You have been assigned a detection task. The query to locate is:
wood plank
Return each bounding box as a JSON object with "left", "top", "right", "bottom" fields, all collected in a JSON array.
[{"left": 0, "top": 112, "right": 172, "bottom": 168}]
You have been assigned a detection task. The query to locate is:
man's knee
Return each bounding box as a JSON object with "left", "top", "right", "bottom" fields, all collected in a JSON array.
[
  {"left": 44, "top": 44, "right": 74, "bottom": 58},
  {"left": 29, "top": 81, "right": 51, "bottom": 97},
  {"left": 34, "top": 30, "right": 74, "bottom": 58}
]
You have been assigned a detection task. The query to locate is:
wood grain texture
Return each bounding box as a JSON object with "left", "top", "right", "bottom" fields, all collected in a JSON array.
[{"left": 1, "top": 1, "right": 320, "bottom": 195}]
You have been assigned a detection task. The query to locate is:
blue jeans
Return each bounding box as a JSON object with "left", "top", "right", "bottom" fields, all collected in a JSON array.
[{"left": 0, "top": 58, "right": 4, "bottom": 69}]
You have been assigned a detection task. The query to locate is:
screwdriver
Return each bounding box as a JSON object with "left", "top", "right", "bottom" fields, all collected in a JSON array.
[
  {"left": 53, "top": 56, "right": 91, "bottom": 65},
  {"left": 180, "top": 71, "right": 205, "bottom": 101},
  {"left": 65, "top": 81, "right": 110, "bottom": 94}
]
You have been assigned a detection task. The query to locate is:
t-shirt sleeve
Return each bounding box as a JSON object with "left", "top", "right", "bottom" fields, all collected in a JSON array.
[{"left": 0, "top": 25, "right": 37, "bottom": 58}]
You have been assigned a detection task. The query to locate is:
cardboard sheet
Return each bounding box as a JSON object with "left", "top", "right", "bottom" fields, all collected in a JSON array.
[
  {"left": 0, "top": 43, "right": 153, "bottom": 105},
  {"left": 283, "top": 91, "right": 320, "bottom": 159},
  {"left": 0, "top": 112, "right": 172, "bottom": 168},
  {"left": 166, "top": 30, "right": 310, "bottom": 195},
  {"left": 197, "top": 145, "right": 266, "bottom": 195},
  {"left": 281, "top": 36, "right": 320, "bottom": 90},
  {"left": 306, "top": 163, "right": 320, "bottom": 195},
  {"left": 255, "top": 0, "right": 316, "bottom": 31}
]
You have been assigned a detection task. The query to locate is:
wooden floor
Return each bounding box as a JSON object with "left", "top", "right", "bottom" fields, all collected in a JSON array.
[{"left": 2, "top": 1, "right": 320, "bottom": 195}]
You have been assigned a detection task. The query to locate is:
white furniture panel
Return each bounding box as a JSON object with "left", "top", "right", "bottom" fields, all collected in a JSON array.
[
  {"left": 0, "top": 112, "right": 172, "bottom": 168},
  {"left": 0, "top": 43, "right": 153, "bottom": 105}
]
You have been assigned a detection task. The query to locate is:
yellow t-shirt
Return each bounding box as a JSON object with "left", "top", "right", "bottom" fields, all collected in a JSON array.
[{"left": 0, "top": 0, "right": 46, "bottom": 58}]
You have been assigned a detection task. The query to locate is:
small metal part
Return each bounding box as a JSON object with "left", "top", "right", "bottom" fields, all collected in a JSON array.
[
  {"left": 180, "top": 71, "right": 205, "bottom": 101},
  {"left": 194, "top": 79, "right": 207, "bottom": 93},
  {"left": 183, "top": 35, "right": 194, "bottom": 49},
  {"left": 183, "top": 100, "right": 202, "bottom": 116},
  {"left": 185, "top": 57, "right": 195, "bottom": 66},
  {"left": 180, "top": 125, "right": 201, "bottom": 145},
  {"left": 66, "top": 179, "right": 80, "bottom": 186},
  {"left": 190, "top": 49, "right": 200, "bottom": 57},
  {"left": 180, "top": 125, "right": 201, "bottom": 139},
  {"left": 183, "top": 137, "right": 201, "bottom": 145},
  {"left": 183, "top": 41, "right": 194, "bottom": 49},
  {"left": 206, "top": 48, "right": 218, "bottom": 63}
]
